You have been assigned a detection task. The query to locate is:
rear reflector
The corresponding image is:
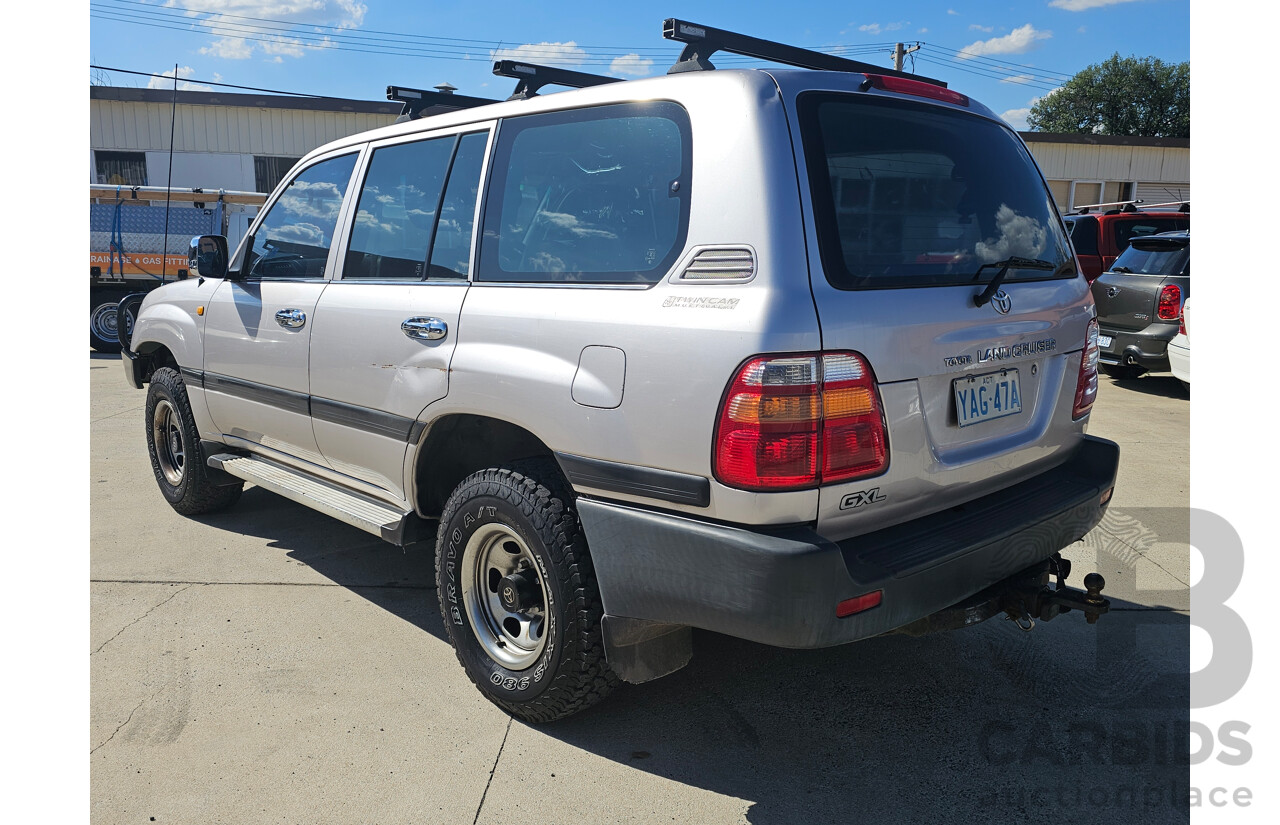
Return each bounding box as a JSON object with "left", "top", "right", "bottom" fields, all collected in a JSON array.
[
  {"left": 714, "top": 351, "right": 888, "bottom": 491},
  {"left": 863, "top": 73, "right": 970, "bottom": 106},
  {"left": 836, "top": 590, "right": 883, "bottom": 618}
]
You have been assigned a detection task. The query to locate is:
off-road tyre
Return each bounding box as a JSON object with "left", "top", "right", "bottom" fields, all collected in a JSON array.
[
  {"left": 145, "top": 367, "right": 243, "bottom": 515},
  {"left": 435, "top": 459, "right": 618, "bottom": 723}
]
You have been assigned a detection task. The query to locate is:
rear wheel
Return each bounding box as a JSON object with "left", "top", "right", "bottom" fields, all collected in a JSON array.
[
  {"left": 145, "top": 367, "right": 243, "bottom": 515},
  {"left": 435, "top": 460, "right": 617, "bottom": 723},
  {"left": 90, "top": 292, "right": 127, "bottom": 353}
]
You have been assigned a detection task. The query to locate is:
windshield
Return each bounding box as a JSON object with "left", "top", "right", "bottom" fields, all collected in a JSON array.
[{"left": 798, "top": 94, "right": 1073, "bottom": 289}]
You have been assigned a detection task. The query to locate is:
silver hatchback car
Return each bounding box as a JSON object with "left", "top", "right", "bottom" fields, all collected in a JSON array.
[{"left": 120, "top": 20, "right": 1119, "bottom": 722}]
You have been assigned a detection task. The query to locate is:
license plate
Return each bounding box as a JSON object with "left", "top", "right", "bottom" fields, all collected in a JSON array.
[
  {"left": 954, "top": 369, "right": 1023, "bottom": 427},
  {"left": 1098, "top": 334, "right": 1114, "bottom": 348}
]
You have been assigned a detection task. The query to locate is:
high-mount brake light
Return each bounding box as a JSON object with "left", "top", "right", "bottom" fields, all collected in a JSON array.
[
  {"left": 1073, "top": 319, "right": 1100, "bottom": 420},
  {"left": 714, "top": 352, "right": 888, "bottom": 491},
  {"left": 1157, "top": 284, "right": 1182, "bottom": 321},
  {"left": 862, "top": 74, "right": 970, "bottom": 106}
]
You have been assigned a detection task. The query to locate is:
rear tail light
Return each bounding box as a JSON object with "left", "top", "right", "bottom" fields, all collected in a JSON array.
[
  {"left": 1157, "top": 284, "right": 1182, "bottom": 321},
  {"left": 1072, "top": 319, "right": 1099, "bottom": 420},
  {"left": 714, "top": 352, "right": 888, "bottom": 491},
  {"left": 1178, "top": 311, "right": 1186, "bottom": 336}
]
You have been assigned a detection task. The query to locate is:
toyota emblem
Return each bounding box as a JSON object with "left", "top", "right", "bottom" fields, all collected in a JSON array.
[{"left": 991, "top": 289, "right": 1012, "bottom": 315}]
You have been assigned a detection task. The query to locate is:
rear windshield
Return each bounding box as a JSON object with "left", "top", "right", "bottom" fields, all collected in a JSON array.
[
  {"left": 1113, "top": 218, "right": 1187, "bottom": 250},
  {"left": 1111, "top": 242, "right": 1189, "bottom": 277},
  {"left": 799, "top": 94, "right": 1073, "bottom": 289}
]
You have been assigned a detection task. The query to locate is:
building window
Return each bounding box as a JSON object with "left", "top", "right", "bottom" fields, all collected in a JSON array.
[
  {"left": 95, "top": 151, "right": 148, "bottom": 186},
  {"left": 254, "top": 156, "right": 302, "bottom": 194}
]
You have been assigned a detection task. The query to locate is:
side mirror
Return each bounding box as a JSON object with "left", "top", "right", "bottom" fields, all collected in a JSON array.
[{"left": 188, "top": 235, "right": 229, "bottom": 279}]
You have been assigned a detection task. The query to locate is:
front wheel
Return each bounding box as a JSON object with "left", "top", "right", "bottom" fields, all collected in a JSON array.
[
  {"left": 145, "top": 367, "right": 243, "bottom": 515},
  {"left": 435, "top": 461, "right": 617, "bottom": 723}
]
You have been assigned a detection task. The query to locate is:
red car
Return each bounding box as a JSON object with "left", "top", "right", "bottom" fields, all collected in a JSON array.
[{"left": 1062, "top": 206, "right": 1189, "bottom": 282}]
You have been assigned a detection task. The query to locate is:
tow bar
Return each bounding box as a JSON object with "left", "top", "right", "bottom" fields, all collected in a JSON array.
[
  {"left": 894, "top": 554, "right": 1110, "bottom": 636},
  {"left": 999, "top": 554, "right": 1110, "bottom": 632}
]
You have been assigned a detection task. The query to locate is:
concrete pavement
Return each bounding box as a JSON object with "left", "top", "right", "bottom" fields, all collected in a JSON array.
[{"left": 90, "top": 354, "right": 1190, "bottom": 824}]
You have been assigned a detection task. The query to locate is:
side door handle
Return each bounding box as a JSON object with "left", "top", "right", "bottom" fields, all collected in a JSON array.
[
  {"left": 401, "top": 317, "right": 448, "bottom": 341},
  {"left": 275, "top": 308, "right": 307, "bottom": 329}
]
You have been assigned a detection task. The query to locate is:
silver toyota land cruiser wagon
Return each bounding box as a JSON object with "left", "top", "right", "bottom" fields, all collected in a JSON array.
[{"left": 120, "top": 20, "right": 1119, "bottom": 722}]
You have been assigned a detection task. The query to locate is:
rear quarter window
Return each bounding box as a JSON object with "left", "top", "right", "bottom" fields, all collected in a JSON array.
[{"left": 477, "top": 101, "right": 691, "bottom": 284}]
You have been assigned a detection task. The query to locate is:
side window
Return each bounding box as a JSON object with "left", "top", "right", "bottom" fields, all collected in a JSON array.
[
  {"left": 344, "top": 137, "right": 455, "bottom": 280},
  {"left": 245, "top": 153, "right": 357, "bottom": 280},
  {"left": 428, "top": 132, "right": 488, "bottom": 279},
  {"left": 1068, "top": 217, "right": 1099, "bottom": 256},
  {"left": 478, "top": 102, "right": 691, "bottom": 284}
]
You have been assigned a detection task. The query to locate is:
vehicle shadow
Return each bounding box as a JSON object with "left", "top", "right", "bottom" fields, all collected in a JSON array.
[
  {"left": 1106, "top": 374, "right": 1188, "bottom": 400},
  {"left": 210, "top": 488, "right": 1190, "bottom": 825}
]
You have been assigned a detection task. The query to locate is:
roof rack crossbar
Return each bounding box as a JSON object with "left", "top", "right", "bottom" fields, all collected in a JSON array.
[
  {"left": 493, "top": 60, "right": 622, "bottom": 100},
  {"left": 387, "top": 85, "right": 499, "bottom": 121},
  {"left": 662, "top": 18, "right": 947, "bottom": 88}
]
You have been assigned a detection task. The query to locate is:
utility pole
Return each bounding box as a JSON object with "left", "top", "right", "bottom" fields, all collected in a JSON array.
[{"left": 893, "top": 42, "right": 921, "bottom": 72}]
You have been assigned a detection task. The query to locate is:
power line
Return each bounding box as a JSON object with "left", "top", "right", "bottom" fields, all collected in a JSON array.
[
  {"left": 88, "top": 64, "right": 327, "bottom": 98},
  {"left": 90, "top": 0, "right": 903, "bottom": 68}
]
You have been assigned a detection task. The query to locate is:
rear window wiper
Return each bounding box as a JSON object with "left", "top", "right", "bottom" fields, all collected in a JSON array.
[
  {"left": 1110, "top": 265, "right": 1132, "bottom": 273},
  {"left": 972, "top": 256, "right": 1060, "bottom": 308}
]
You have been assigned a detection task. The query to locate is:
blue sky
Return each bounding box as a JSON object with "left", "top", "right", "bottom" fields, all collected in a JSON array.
[{"left": 89, "top": 0, "right": 1190, "bottom": 131}]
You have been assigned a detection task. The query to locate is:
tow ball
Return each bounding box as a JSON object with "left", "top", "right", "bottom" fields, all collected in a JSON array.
[{"left": 1000, "top": 554, "right": 1110, "bottom": 631}]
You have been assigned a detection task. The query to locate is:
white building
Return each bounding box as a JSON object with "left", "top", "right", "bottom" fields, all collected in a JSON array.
[
  {"left": 90, "top": 84, "right": 1190, "bottom": 227},
  {"left": 1021, "top": 132, "right": 1190, "bottom": 214}
]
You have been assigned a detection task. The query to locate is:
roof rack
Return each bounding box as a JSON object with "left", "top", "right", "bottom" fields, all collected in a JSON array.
[
  {"left": 387, "top": 85, "right": 499, "bottom": 121},
  {"left": 1074, "top": 199, "right": 1142, "bottom": 215},
  {"left": 662, "top": 18, "right": 947, "bottom": 88},
  {"left": 493, "top": 60, "right": 622, "bottom": 100},
  {"left": 1140, "top": 201, "right": 1190, "bottom": 213}
]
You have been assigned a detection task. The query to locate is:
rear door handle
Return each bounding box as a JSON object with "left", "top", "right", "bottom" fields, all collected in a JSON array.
[
  {"left": 401, "top": 317, "right": 448, "bottom": 341},
  {"left": 275, "top": 308, "right": 306, "bottom": 329}
]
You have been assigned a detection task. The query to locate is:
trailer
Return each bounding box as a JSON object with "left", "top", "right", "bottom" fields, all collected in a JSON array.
[{"left": 89, "top": 185, "right": 268, "bottom": 352}]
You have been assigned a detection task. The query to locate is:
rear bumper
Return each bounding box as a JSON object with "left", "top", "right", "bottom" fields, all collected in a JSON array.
[
  {"left": 578, "top": 435, "right": 1119, "bottom": 649},
  {"left": 1098, "top": 323, "right": 1177, "bottom": 371},
  {"left": 1168, "top": 339, "right": 1190, "bottom": 383}
]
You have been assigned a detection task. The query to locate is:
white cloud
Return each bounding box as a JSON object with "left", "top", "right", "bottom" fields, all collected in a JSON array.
[
  {"left": 1001, "top": 74, "right": 1035, "bottom": 84},
  {"left": 858, "top": 22, "right": 908, "bottom": 36},
  {"left": 169, "top": 1, "right": 366, "bottom": 61},
  {"left": 957, "top": 24, "right": 1051, "bottom": 58},
  {"left": 491, "top": 41, "right": 589, "bottom": 66},
  {"left": 609, "top": 54, "right": 655, "bottom": 77},
  {"left": 947, "top": 9, "right": 960, "bottom": 15},
  {"left": 1050, "top": 0, "right": 1141, "bottom": 10},
  {"left": 969, "top": 24, "right": 994, "bottom": 32},
  {"left": 200, "top": 37, "right": 253, "bottom": 60},
  {"left": 1000, "top": 108, "right": 1031, "bottom": 130},
  {"left": 262, "top": 37, "right": 306, "bottom": 58},
  {"left": 147, "top": 65, "right": 214, "bottom": 91}
]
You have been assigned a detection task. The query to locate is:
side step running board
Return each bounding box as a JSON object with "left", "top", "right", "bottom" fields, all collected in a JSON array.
[{"left": 208, "top": 454, "right": 429, "bottom": 546}]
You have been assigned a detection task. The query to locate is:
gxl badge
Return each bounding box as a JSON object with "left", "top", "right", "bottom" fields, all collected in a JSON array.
[{"left": 840, "top": 488, "right": 887, "bottom": 510}]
